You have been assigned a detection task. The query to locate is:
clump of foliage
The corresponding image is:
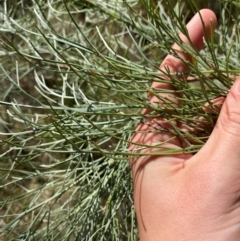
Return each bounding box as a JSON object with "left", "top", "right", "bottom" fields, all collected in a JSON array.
[{"left": 0, "top": 0, "right": 239, "bottom": 240}]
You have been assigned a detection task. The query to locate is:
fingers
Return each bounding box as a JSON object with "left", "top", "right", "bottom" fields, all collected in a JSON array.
[
  {"left": 193, "top": 97, "right": 225, "bottom": 131},
  {"left": 149, "top": 9, "right": 217, "bottom": 106},
  {"left": 130, "top": 9, "right": 217, "bottom": 160},
  {"left": 202, "top": 97, "right": 225, "bottom": 113},
  {"left": 132, "top": 9, "right": 217, "bottom": 150},
  {"left": 159, "top": 8, "right": 217, "bottom": 80}
]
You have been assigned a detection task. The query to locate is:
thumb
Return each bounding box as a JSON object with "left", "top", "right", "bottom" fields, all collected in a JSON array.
[{"left": 198, "top": 77, "right": 240, "bottom": 164}]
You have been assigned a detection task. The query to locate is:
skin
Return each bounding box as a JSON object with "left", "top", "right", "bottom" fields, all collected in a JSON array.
[{"left": 130, "top": 9, "right": 240, "bottom": 241}]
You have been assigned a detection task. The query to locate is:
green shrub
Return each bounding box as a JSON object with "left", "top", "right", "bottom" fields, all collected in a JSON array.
[{"left": 0, "top": 0, "right": 239, "bottom": 240}]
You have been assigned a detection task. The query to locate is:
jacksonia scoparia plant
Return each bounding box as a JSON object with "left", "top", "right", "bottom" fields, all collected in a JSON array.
[{"left": 0, "top": 0, "right": 239, "bottom": 240}]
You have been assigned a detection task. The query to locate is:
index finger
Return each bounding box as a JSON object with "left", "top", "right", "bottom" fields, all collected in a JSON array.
[{"left": 150, "top": 9, "right": 217, "bottom": 99}]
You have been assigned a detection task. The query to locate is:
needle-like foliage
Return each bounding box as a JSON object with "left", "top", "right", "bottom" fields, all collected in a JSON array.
[{"left": 0, "top": 0, "right": 239, "bottom": 240}]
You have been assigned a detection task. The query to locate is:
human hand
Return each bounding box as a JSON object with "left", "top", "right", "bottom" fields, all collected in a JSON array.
[{"left": 130, "top": 9, "right": 240, "bottom": 241}]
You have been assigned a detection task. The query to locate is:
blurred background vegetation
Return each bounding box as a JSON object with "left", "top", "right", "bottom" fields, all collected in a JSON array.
[{"left": 0, "top": 0, "right": 239, "bottom": 240}]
